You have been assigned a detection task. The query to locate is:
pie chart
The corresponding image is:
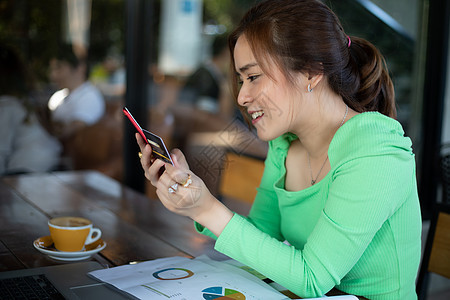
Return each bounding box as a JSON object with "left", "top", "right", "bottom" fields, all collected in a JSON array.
[
  {"left": 152, "top": 268, "right": 194, "bottom": 280},
  {"left": 202, "top": 286, "right": 246, "bottom": 299}
]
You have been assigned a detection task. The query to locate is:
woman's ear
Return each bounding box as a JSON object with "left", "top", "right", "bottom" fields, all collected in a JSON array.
[
  {"left": 294, "top": 72, "right": 324, "bottom": 92},
  {"left": 308, "top": 73, "right": 324, "bottom": 90}
]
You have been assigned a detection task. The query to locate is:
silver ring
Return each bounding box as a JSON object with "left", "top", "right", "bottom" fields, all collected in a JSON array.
[{"left": 168, "top": 183, "right": 178, "bottom": 194}]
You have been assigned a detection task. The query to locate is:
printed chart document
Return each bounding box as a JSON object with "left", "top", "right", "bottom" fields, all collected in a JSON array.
[{"left": 89, "top": 256, "right": 288, "bottom": 299}]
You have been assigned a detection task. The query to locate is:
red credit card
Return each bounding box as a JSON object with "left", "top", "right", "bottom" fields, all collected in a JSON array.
[{"left": 123, "top": 107, "right": 173, "bottom": 165}]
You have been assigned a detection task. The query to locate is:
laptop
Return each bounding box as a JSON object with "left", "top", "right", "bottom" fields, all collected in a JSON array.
[{"left": 0, "top": 261, "right": 134, "bottom": 300}]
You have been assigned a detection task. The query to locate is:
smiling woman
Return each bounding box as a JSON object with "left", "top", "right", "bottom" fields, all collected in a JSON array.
[{"left": 136, "top": 1, "right": 422, "bottom": 299}]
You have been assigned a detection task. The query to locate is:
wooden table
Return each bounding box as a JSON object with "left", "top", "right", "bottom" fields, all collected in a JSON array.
[
  {"left": 0, "top": 170, "right": 363, "bottom": 299},
  {"left": 0, "top": 170, "right": 249, "bottom": 272}
]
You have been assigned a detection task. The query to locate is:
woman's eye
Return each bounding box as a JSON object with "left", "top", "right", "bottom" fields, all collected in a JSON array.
[
  {"left": 247, "top": 75, "right": 259, "bottom": 82},
  {"left": 236, "top": 74, "right": 260, "bottom": 87}
]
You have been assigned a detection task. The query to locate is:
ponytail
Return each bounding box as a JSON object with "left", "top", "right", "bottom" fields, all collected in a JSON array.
[{"left": 334, "top": 37, "right": 396, "bottom": 118}]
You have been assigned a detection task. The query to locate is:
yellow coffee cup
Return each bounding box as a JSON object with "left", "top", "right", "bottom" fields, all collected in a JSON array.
[{"left": 48, "top": 217, "right": 102, "bottom": 252}]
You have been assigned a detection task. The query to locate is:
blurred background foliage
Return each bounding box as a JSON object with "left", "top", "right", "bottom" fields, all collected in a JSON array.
[
  {"left": 0, "top": 0, "right": 415, "bottom": 130},
  {"left": 203, "top": 0, "right": 256, "bottom": 30},
  {"left": 0, "top": 0, "right": 256, "bottom": 84}
]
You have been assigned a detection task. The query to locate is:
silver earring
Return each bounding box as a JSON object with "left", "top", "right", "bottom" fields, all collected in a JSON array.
[{"left": 308, "top": 84, "right": 313, "bottom": 93}]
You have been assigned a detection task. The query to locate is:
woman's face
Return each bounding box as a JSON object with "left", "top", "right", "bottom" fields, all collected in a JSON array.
[{"left": 233, "top": 35, "right": 308, "bottom": 141}]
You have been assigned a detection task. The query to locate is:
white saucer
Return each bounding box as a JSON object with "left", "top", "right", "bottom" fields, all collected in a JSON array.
[{"left": 33, "top": 236, "right": 106, "bottom": 261}]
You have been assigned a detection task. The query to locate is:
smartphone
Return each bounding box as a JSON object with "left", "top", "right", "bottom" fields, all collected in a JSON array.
[{"left": 123, "top": 107, "right": 174, "bottom": 165}]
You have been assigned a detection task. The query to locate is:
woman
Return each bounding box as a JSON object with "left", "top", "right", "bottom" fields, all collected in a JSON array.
[{"left": 137, "top": 0, "right": 422, "bottom": 298}]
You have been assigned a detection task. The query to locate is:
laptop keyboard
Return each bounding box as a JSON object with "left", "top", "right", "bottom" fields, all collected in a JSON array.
[{"left": 0, "top": 274, "right": 65, "bottom": 299}]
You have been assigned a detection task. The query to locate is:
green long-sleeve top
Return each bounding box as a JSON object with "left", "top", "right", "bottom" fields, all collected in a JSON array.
[{"left": 196, "top": 112, "right": 422, "bottom": 299}]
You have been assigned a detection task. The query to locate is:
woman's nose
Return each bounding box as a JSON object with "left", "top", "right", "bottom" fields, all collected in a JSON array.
[{"left": 237, "top": 84, "right": 253, "bottom": 107}]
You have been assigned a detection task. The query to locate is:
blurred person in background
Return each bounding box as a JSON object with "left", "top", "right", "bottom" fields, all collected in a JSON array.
[
  {"left": 161, "top": 34, "right": 237, "bottom": 150},
  {"left": 177, "top": 34, "right": 233, "bottom": 116},
  {"left": 90, "top": 52, "right": 126, "bottom": 99},
  {"left": 47, "top": 44, "right": 105, "bottom": 169},
  {"left": 0, "top": 43, "right": 61, "bottom": 175},
  {"left": 47, "top": 43, "right": 105, "bottom": 142}
]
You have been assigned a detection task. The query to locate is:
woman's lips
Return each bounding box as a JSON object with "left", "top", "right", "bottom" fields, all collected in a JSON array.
[{"left": 250, "top": 110, "right": 264, "bottom": 124}]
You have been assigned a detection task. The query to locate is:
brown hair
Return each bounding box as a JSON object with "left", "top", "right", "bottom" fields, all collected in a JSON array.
[{"left": 229, "top": 0, "right": 396, "bottom": 119}]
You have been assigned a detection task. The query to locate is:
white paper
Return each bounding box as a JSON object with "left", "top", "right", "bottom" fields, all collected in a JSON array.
[
  {"left": 89, "top": 256, "right": 289, "bottom": 299},
  {"left": 222, "top": 259, "right": 358, "bottom": 300}
]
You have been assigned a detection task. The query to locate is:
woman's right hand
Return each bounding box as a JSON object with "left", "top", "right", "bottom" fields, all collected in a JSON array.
[{"left": 135, "top": 133, "right": 234, "bottom": 236}]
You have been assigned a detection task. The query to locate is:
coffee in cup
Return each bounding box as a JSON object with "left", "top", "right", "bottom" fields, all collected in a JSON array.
[{"left": 48, "top": 217, "right": 102, "bottom": 252}]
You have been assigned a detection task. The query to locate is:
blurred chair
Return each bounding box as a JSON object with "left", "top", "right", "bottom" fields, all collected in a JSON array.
[
  {"left": 185, "top": 129, "right": 268, "bottom": 198},
  {"left": 416, "top": 204, "right": 450, "bottom": 299},
  {"left": 219, "top": 151, "right": 265, "bottom": 204},
  {"left": 416, "top": 143, "right": 450, "bottom": 299},
  {"left": 66, "top": 103, "right": 123, "bottom": 181}
]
